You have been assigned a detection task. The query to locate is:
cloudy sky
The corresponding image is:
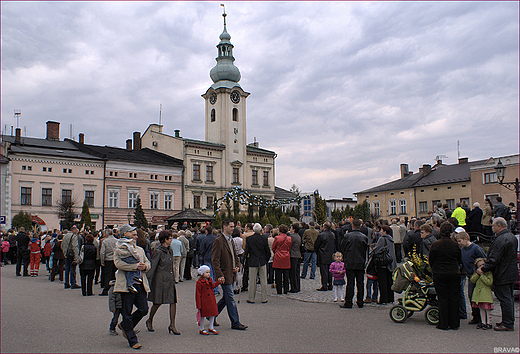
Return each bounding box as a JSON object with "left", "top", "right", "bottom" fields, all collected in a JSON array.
[{"left": 2, "top": 1, "right": 518, "bottom": 199}]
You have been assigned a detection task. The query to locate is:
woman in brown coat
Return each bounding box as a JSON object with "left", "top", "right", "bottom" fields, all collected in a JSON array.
[
  {"left": 272, "top": 224, "right": 292, "bottom": 294},
  {"left": 481, "top": 198, "right": 493, "bottom": 236},
  {"left": 145, "top": 230, "right": 180, "bottom": 335}
]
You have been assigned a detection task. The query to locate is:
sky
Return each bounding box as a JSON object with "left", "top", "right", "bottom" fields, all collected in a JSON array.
[{"left": 2, "top": 1, "right": 519, "bottom": 199}]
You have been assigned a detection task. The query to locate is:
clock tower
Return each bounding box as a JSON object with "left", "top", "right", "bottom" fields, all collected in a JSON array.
[{"left": 202, "top": 8, "right": 249, "bottom": 188}]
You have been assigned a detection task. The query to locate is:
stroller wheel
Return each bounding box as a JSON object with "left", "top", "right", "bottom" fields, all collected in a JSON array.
[
  {"left": 389, "top": 305, "right": 408, "bottom": 323},
  {"left": 425, "top": 306, "right": 439, "bottom": 325}
]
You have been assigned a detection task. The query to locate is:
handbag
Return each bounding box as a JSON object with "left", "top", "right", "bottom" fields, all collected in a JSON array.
[{"left": 374, "top": 237, "right": 392, "bottom": 267}]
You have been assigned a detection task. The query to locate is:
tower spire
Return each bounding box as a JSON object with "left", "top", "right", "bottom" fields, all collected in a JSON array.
[{"left": 210, "top": 4, "right": 241, "bottom": 84}]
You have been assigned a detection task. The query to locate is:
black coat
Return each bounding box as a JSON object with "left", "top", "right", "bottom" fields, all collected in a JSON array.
[
  {"left": 428, "top": 237, "right": 461, "bottom": 275},
  {"left": 481, "top": 229, "right": 519, "bottom": 285},
  {"left": 467, "top": 207, "right": 483, "bottom": 233},
  {"left": 79, "top": 242, "right": 97, "bottom": 270},
  {"left": 403, "top": 230, "right": 422, "bottom": 256},
  {"left": 16, "top": 232, "right": 30, "bottom": 250},
  {"left": 244, "top": 232, "right": 270, "bottom": 267},
  {"left": 314, "top": 230, "right": 336, "bottom": 265},
  {"left": 340, "top": 230, "right": 368, "bottom": 270}
]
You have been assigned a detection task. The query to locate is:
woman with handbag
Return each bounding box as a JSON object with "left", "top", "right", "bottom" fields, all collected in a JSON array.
[
  {"left": 272, "top": 224, "right": 292, "bottom": 295},
  {"left": 372, "top": 225, "right": 397, "bottom": 304},
  {"left": 79, "top": 234, "right": 98, "bottom": 296}
]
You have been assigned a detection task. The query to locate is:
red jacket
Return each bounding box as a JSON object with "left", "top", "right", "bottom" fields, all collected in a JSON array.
[
  {"left": 272, "top": 234, "right": 292, "bottom": 269},
  {"left": 195, "top": 277, "right": 220, "bottom": 317}
]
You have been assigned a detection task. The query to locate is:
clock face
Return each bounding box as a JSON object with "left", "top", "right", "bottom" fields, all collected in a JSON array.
[
  {"left": 209, "top": 92, "right": 217, "bottom": 105},
  {"left": 230, "top": 90, "right": 240, "bottom": 104}
]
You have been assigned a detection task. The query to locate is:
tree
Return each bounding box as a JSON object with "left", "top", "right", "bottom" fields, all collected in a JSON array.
[
  {"left": 79, "top": 200, "right": 92, "bottom": 230},
  {"left": 133, "top": 196, "right": 149, "bottom": 229},
  {"left": 57, "top": 198, "right": 77, "bottom": 231},
  {"left": 11, "top": 211, "right": 33, "bottom": 231},
  {"left": 313, "top": 190, "right": 328, "bottom": 225},
  {"left": 353, "top": 200, "right": 370, "bottom": 222}
]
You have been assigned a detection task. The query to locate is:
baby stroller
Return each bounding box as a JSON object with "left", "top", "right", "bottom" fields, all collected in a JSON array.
[{"left": 389, "top": 261, "right": 439, "bottom": 325}]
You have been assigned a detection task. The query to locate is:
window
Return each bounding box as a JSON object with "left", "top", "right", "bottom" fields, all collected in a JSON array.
[
  {"left": 206, "top": 165, "right": 213, "bottom": 182},
  {"left": 263, "top": 171, "right": 269, "bottom": 186},
  {"left": 446, "top": 199, "right": 455, "bottom": 210},
  {"left": 232, "top": 167, "right": 239, "bottom": 184},
  {"left": 370, "top": 201, "right": 379, "bottom": 216},
  {"left": 48, "top": 167, "right": 52, "bottom": 172},
  {"left": 485, "top": 194, "right": 500, "bottom": 206},
  {"left": 303, "top": 196, "right": 312, "bottom": 216},
  {"left": 85, "top": 170, "right": 89, "bottom": 175},
  {"left": 193, "top": 195, "right": 201, "bottom": 209},
  {"left": 207, "top": 196, "right": 214, "bottom": 209},
  {"left": 42, "top": 188, "right": 52, "bottom": 206},
  {"left": 109, "top": 171, "right": 113, "bottom": 176},
  {"left": 484, "top": 172, "right": 497, "bottom": 184},
  {"left": 68, "top": 169, "right": 72, "bottom": 173},
  {"left": 85, "top": 191, "right": 94, "bottom": 207},
  {"left": 27, "top": 166, "right": 32, "bottom": 171},
  {"left": 399, "top": 199, "right": 407, "bottom": 214},
  {"left": 150, "top": 192, "right": 158, "bottom": 209},
  {"left": 128, "top": 191, "right": 139, "bottom": 208},
  {"left": 43, "top": 167, "right": 47, "bottom": 172},
  {"left": 22, "top": 166, "right": 26, "bottom": 170},
  {"left": 211, "top": 109, "right": 216, "bottom": 122},
  {"left": 419, "top": 201, "right": 428, "bottom": 213},
  {"left": 252, "top": 170, "right": 258, "bottom": 185},
  {"left": 193, "top": 164, "right": 201, "bottom": 181},
  {"left": 62, "top": 189, "right": 72, "bottom": 204},
  {"left": 108, "top": 190, "right": 119, "bottom": 208},
  {"left": 164, "top": 194, "right": 173, "bottom": 210},
  {"left": 21, "top": 187, "right": 32, "bottom": 205},
  {"left": 389, "top": 199, "right": 397, "bottom": 215},
  {"left": 232, "top": 108, "right": 238, "bottom": 122},
  {"left": 432, "top": 200, "right": 441, "bottom": 210}
]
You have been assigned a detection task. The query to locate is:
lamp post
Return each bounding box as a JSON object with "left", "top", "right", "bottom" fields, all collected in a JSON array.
[
  {"left": 127, "top": 212, "right": 132, "bottom": 225},
  {"left": 494, "top": 159, "right": 520, "bottom": 220}
]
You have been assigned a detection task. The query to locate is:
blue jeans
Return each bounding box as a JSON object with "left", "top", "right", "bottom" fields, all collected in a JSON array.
[
  {"left": 64, "top": 258, "right": 77, "bottom": 287},
  {"left": 208, "top": 264, "right": 219, "bottom": 295},
  {"left": 459, "top": 275, "right": 467, "bottom": 319},
  {"left": 366, "top": 278, "right": 379, "bottom": 300},
  {"left": 217, "top": 283, "right": 241, "bottom": 328},
  {"left": 301, "top": 252, "right": 316, "bottom": 278}
]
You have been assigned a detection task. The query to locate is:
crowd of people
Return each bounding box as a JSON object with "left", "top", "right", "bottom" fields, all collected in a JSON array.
[{"left": 2, "top": 198, "right": 518, "bottom": 349}]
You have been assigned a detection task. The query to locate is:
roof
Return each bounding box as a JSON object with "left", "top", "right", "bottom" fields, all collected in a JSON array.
[
  {"left": 247, "top": 145, "right": 276, "bottom": 156},
  {"left": 275, "top": 186, "right": 298, "bottom": 200},
  {"left": 1, "top": 154, "right": 9, "bottom": 164},
  {"left": 355, "top": 172, "right": 423, "bottom": 194},
  {"left": 2, "top": 135, "right": 104, "bottom": 161},
  {"left": 165, "top": 209, "right": 215, "bottom": 222},
  {"left": 413, "top": 160, "right": 486, "bottom": 187},
  {"left": 183, "top": 138, "right": 225, "bottom": 149},
  {"left": 68, "top": 140, "right": 184, "bottom": 166}
]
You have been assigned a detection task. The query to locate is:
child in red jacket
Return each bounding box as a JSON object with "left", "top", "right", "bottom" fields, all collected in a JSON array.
[{"left": 196, "top": 265, "right": 220, "bottom": 335}]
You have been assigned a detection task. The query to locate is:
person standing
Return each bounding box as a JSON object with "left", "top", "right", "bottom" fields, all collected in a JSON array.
[
  {"left": 452, "top": 203, "right": 467, "bottom": 230},
  {"left": 288, "top": 223, "right": 301, "bottom": 293},
  {"left": 61, "top": 226, "right": 81, "bottom": 289},
  {"left": 467, "top": 202, "right": 483, "bottom": 234},
  {"left": 300, "top": 222, "right": 318, "bottom": 279},
  {"left": 100, "top": 229, "right": 118, "bottom": 296},
  {"left": 272, "top": 224, "right": 292, "bottom": 295},
  {"left": 339, "top": 219, "right": 368, "bottom": 308},
  {"left": 314, "top": 222, "right": 336, "bottom": 292},
  {"left": 428, "top": 222, "right": 462, "bottom": 331},
  {"left": 211, "top": 219, "right": 248, "bottom": 330},
  {"left": 177, "top": 230, "right": 189, "bottom": 283},
  {"left": 183, "top": 230, "right": 195, "bottom": 280},
  {"left": 481, "top": 198, "right": 494, "bottom": 236},
  {"left": 477, "top": 217, "right": 518, "bottom": 331},
  {"left": 114, "top": 224, "right": 151, "bottom": 350},
  {"left": 15, "top": 227, "right": 30, "bottom": 277},
  {"left": 373, "top": 225, "right": 397, "bottom": 305},
  {"left": 79, "top": 234, "right": 97, "bottom": 296},
  {"left": 200, "top": 226, "right": 218, "bottom": 294},
  {"left": 145, "top": 230, "right": 180, "bottom": 335},
  {"left": 244, "top": 223, "right": 270, "bottom": 303}
]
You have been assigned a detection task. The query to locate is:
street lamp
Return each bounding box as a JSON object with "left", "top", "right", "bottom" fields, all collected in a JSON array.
[
  {"left": 127, "top": 212, "right": 132, "bottom": 225},
  {"left": 494, "top": 159, "right": 520, "bottom": 218}
]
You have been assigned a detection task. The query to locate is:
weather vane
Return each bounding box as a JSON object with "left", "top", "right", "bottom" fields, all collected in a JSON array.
[{"left": 220, "top": 3, "right": 227, "bottom": 25}]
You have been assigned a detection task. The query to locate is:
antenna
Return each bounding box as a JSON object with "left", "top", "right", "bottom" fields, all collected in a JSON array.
[
  {"left": 457, "top": 140, "right": 460, "bottom": 159},
  {"left": 14, "top": 110, "right": 21, "bottom": 128},
  {"left": 24, "top": 126, "right": 26, "bottom": 137},
  {"left": 70, "top": 124, "right": 74, "bottom": 140},
  {"left": 159, "top": 104, "right": 162, "bottom": 125}
]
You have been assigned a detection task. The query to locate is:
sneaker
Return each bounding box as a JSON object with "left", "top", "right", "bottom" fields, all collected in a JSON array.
[
  {"left": 333, "top": 299, "right": 338, "bottom": 302},
  {"left": 109, "top": 329, "right": 118, "bottom": 336}
]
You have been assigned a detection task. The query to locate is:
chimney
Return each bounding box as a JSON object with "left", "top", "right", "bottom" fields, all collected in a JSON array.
[
  {"left": 15, "top": 128, "right": 21, "bottom": 144},
  {"left": 78, "top": 133, "right": 84, "bottom": 144},
  {"left": 400, "top": 164, "right": 409, "bottom": 179},
  {"left": 422, "top": 164, "right": 432, "bottom": 176},
  {"left": 46, "top": 121, "right": 60, "bottom": 141},
  {"left": 126, "top": 139, "right": 132, "bottom": 151},
  {"left": 133, "top": 131, "right": 141, "bottom": 150},
  {"left": 174, "top": 129, "right": 180, "bottom": 138},
  {"left": 458, "top": 157, "right": 468, "bottom": 164}
]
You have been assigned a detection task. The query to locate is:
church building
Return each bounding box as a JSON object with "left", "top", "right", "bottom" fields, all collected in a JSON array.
[{"left": 141, "top": 10, "right": 276, "bottom": 215}]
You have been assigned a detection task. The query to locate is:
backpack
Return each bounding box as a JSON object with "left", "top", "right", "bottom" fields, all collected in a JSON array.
[
  {"left": 65, "top": 235, "right": 76, "bottom": 259},
  {"left": 502, "top": 206, "right": 511, "bottom": 221}
]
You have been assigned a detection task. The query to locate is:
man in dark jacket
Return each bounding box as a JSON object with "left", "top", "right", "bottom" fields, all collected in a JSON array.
[
  {"left": 314, "top": 222, "right": 336, "bottom": 291},
  {"left": 200, "top": 226, "right": 218, "bottom": 295},
  {"left": 288, "top": 223, "right": 301, "bottom": 293},
  {"left": 15, "top": 227, "right": 30, "bottom": 276},
  {"left": 402, "top": 220, "right": 424, "bottom": 258},
  {"left": 478, "top": 217, "right": 519, "bottom": 331},
  {"left": 339, "top": 219, "right": 368, "bottom": 308},
  {"left": 467, "top": 202, "right": 483, "bottom": 233},
  {"left": 244, "top": 223, "right": 270, "bottom": 303},
  {"left": 492, "top": 197, "right": 507, "bottom": 219}
]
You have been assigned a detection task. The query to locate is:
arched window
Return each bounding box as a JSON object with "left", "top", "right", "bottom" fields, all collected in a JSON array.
[
  {"left": 232, "top": 108, "right": 238, "bottom": 122},
  {"left": 211, "top": 109, "right": 216, "bottom": 122}
]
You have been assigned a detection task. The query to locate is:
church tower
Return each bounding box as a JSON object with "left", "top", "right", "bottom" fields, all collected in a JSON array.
[{"left": 202, "top": 7, "right": 249, "bottom": 189}]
